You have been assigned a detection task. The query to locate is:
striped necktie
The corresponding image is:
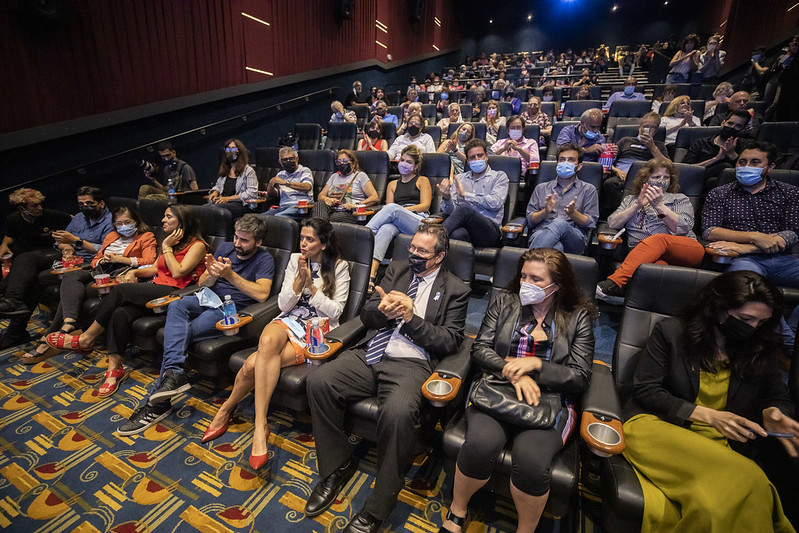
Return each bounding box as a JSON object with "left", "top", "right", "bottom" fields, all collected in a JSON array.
[{"left": 364, "top": 275, "right": 420, "bottom": 365}]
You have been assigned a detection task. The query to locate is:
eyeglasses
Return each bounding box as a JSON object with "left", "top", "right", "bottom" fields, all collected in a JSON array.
[
  {"left": 280, "top": 157, "right": 297, "bottom": 163},
  {"left": 225, "top": 147, "right": 238, "bottom": 152},
  {"left": 336, "top": 159, "right": 350, "bottom": 165},
  {"left": 408, "top": 244, "right": 435, "bottom": 257}
]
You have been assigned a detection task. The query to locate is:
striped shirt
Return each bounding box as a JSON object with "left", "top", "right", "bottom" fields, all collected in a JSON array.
[{"left": 612, "top": 192, "right": 696, "bottom": 247}]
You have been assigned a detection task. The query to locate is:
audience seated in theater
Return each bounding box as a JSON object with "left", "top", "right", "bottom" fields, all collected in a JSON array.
[
  {"left": 438, "top": 139, "right": 509, "bottom": 248},
  {"left": 438, "top": 122, "right": 475, "bottom": 175},
  {"left": 428, "top": 75, "right": 444, "bottom": 94},
  {"left": 440, "top": 247, "right": 594, "bottom": 533},
  {"left": 437, "top": 102, "right": 463, "bottom": 131},
  {"left": 596, "top": 160, "right": 704, "bottom": 304},
  {"left": 205, "top": 218, "right": 348, "bottom": 470},
  {"left": 366, "top": 145, "right": 432, "bottom": 288},
  {"left": 520, "top": 96, "right": 553, "bottom": 147},
  {"left": 357, "top": 120, "right": 388, "bottom": 152},
  {"left": 388, "top": 113, "right": 436, "bottom": 158},
  {"left": 660, "top": 96, "right": 701, "bottom": 144},
  {"left": 305, "top": 223, "right": 469, "bottom": 532},
  {"left": 603, "top": 76, "right": 646, "bottom": 110},
  {"left": 0, "top": 186, "right": 113, "bottom": 347},
  {"left": 698, "top": 34, "right": 726, "bottom": 83},
  {"left": 703, "top": 141, "right": 799, "bottom": 289},
  {"left": 602, "top": 113, "right": 670, "bottom": 217},
  {"left": 263, "top": 147, "right": 314, "bottom": 220},
  {"left": 770, "top": 36, "right": 799, "bottom": 121},
  {"left": 344, "top": 80, "right": 369, "bottom": 107},
  {"left": 490, "top": 115, "right": 540, "bottom": 174},
  {"left": 369, "top": 87, "right": 386, "bottom": 109},
  {"left": 407, "top": 76, "right": 421, "bottom": 93},
  {"left": 138, "top": 141, "right": 198, "bottom": 200},
  {"left": 46, "top": 204, "right": 208, "bottom": 397},
  {"left": 118, "top": 214, "right": 274, "bottom": 436},
  {"left": 683, "top": 109, "right": 749, "bottom": 185},
  {"left": 706, "top": 91, "right": 763, "bottom": 138},
  {"left": 540, "top": 84, "right": 556, "bottom": 103},
  {"left": 557, "top": 108, "right": 605, "bottom": 163},
  {"left": 573, "top": 86, "right": 593, "bottom": 101},
  {"left": 25, "top": 206, "right": 157, "bottom": 362},
  {"left": 370, "top": 101, "right": 398, "bottom": 127},
  {"left": 207, "top": 138, "right": 259, "bottom": 219},
  {"left": 0, "top": 188, "right": 72, "bottom": 348},
  {"left": 480, "top": 100, "right": 506, "bottom": 145},
  {"left": 650, "top": 84, "right": 677, "bottom": 114},
  {"left": 435, "top": 82, "right": 454, "bottom": 112},
  {"left": 621, "top": 271, "right": 797, "bottom": 532},
  {"left": 315, "top": 149, "right": 379, "bottom": 224},
  {"left": 330, "top": 100, "right": 357, "bottom": 124},
  {"left": 666, "top": 34, "right": 700, "bottom": 84},
  {"left": 401, "top": 88, "right": 420, "bottom": 110},
  {"left": 703, "top": 81, "right": 734, "bottom": 121},
  {"left": 572, "top": 68, "right": 595, "bottom": 87},
  {"left": 526, "top": 144, "right": 598, "bottom": 254},
  {"left": 471, "top": 87, "right": 487, "bottom": 122},
  {"left": 397, "top": 102, "right": 422, "bottom": 136}
]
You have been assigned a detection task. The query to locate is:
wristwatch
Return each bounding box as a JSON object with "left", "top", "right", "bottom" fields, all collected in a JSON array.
[{"left": 74, "top": 239, "right": 84, "bottom": 248}]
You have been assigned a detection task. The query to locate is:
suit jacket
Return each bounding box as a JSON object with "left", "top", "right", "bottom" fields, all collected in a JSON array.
[
  {"left": 359, "top": 260, "right": 471, "bottom": 367},
  {"left": 471, "top": 291, "right": 594, "bottom": 398},
  {"left": 624, "top": 317, "right": 793, "bottom": 453}
]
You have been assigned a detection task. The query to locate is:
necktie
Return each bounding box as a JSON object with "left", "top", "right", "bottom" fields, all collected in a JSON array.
[{"left": 364, "top": 276, "right": 420, "bottom": 365}]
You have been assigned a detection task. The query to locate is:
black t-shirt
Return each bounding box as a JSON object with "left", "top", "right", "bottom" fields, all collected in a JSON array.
[
  {"left": 344, "top": 91, "right": 369, "bottom": 107},
  {"left": 684, "top": 136, "right": 744, "bottom": 178},
  {"left": 5, "top": 209, "right": 72, "bottom": 254},
  {"left": 222, "top": 177, "right": 238, "bottom": 197},
  {"left": 614, "top": 136, "right": 668, "bottom": 164}
]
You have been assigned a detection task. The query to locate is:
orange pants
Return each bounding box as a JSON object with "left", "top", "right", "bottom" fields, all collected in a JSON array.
[{"left": 609, "top": 234, "right": 705, "bottom": 287}]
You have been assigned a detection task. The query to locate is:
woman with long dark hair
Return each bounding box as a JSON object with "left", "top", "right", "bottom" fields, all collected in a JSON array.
[
  {"left": 622, "top": 271, "right": 797, "bottom": 532},
  {"left": 202, "top": 218, "right": 350, "bottom": 470},
  {"left": 46, "top": 204, "right": 207, "bottom": 397},
  {"left": 207, "top": 138, "right": 259, "bottom": 218},
  {"left": 666, "top": 34, "right": 700, "bottom": 84},
  {"left": 440, "top": 248, "right": 595, "bottom": 533}
]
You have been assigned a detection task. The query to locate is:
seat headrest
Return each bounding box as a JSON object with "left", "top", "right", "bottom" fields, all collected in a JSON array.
[
  {"left": 392, "top": 234, "right": 474, "bottom": 285},
  {"left": 331, "top": 222, "right": 374, "bottom": 265},
  {"left": 626, "top": 264, "right": 718, "bottom": 316}
]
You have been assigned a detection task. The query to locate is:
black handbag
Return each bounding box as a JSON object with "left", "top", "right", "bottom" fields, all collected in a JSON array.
[{"left": 469, "top": 374, "right": 562, "bottom": 429}]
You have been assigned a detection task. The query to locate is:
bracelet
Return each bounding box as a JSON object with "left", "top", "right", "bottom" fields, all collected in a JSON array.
[{"left": 162, "top": 247, "right": 174, "bottom": 254}]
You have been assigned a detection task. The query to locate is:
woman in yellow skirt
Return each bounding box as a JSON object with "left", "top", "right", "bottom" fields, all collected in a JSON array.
[{"left": 622, "top": 270, "right": 799, "bottom": 532}]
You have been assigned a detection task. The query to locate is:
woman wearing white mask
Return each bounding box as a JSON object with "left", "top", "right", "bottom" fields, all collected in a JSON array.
[
  {"left": 439, "top": 247, "right": 594, "bottom": 533},
  {"left": 479, "top": 99, "right": 506, "bottom": 145},
  {"left": 438, "top": 122, "right": 475, "bottom": 174},
  {"left": 490, "top": 115, "right": 540, "bottom": 174}
]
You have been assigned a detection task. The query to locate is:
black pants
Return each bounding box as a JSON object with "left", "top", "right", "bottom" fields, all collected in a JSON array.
[
  {"left": 3, "top": 249, "right": 62, "bottom": 335},
  {"left": 93, "top": 282, "right": 175, "bottom": 355},
  {"left": 49, "top": 270, "right": 99, "bottom": 333},
  {"left": 207, "top": 202, "right": 253, "bottom": 219},
  {"left": 456, "top": 406, "right": 570, "bottom": 496},
  {"left": 306, "top": 349, "right": 432, "bottom": 520},
  {"left": 601, "top": 175, "right": 626, "bottom": 220}
]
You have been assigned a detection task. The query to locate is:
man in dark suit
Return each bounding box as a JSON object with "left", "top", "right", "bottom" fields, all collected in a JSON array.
[{"left": 305, "top": 223, "right": 470, "bottom": 533}]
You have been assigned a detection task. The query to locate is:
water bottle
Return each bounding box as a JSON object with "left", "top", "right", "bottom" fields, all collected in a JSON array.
[
  {"left": 222, "top": 295, "right": 238, "bottom": 325},
  {"left": 167, "top": 178, "right": 176, "bottom": 201}
]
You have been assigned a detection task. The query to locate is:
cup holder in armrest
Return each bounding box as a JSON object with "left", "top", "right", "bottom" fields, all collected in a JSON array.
[
  {"left": 581, "top": 411, "right": 626, "bottom": 457},
  {"left": 145, "top": 294, "right": 182, "bottom": 313},
  {"left": 304, "top": 340, "right": 344, "bottom": 365},
  {"left": 215, "top": 314, "right": 254, "bottom": 336},
  {"left": 705, "top": 246, "right": 739, "bottom": 264},
  {"left": 422, "top": 372, "right": 461, "bottom": 407}
]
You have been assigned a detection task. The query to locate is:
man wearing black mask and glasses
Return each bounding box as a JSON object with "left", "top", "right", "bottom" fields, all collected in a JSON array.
[
  {"left": 0, "top": 186, "right": 112, "bottom": 347},
  {"left": 304, "top": 223, "right": 469, "bottom": 533},
  {"left": 684, "top": 109, "right": 750, "bottom": 188},
  {"left": 261, "top": 146, "right": 313, "bottom": 221}
]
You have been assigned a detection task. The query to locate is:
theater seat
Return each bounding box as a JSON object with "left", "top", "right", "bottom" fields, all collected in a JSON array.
[
  {"left": 458, "top": 103, "right": 473, "bottom": 121},
  {"left": 562, "top": 100, "right": 602, "bottom": 121},
  {"left": 756, "top": 122, "right": 799, "bottom": 160},
  {"left": 381, "top": 121, "right": 397, "bottom": 148},
  {"left": 107, "top": 196, "right": 138, "bottom": 213},
  {"left": 420, "top": 152, "right": 452, "bottom": 216},
  {"left": 547, "top": 122, "right": 580, "bottom": 160},
  {"left": 347, "top": 106, "right": 369, "bottom": 131},
  {"left": 324, "top": 121, "right": 357, "bottom": 151},
  {"left": 420, "top": 104, "right": 437, "bottom": 127},
  {"left": 254, "top": 147, "right": 281, "bottom": 187},
  {"left": 607, "top": 101, "right": 652, "bottom": 133},
  {"left": 424, "top": 125, "right": 442, "bottom": 148},
  {"left": 298, "top": 149, "right": 335, "bottom": 197},
  {"left": 672, "top": 126, "right": 721, "bottom": 163},
  {"left": 294, "top": 123, "right": 322, "bottom": 150},
  {"left": 354, "top": 150, "right": 389, "bottom": 202}
]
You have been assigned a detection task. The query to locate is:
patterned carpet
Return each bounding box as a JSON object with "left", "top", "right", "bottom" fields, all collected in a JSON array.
[{"left": 0, "top": 314, "right": 577, "bottom": 533}]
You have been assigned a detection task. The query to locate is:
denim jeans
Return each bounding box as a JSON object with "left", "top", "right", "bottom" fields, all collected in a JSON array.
[
  {"left": 727, "top": 254, "right": 799, "bottom": 289},
  {"left": 528, "top": 217, "right": 588, "bottom": 254},
  {"left": 267, "top": 205, "right": 306, "bottom": 221},
  {"left": 160, "top": 296, "right": 225, "bottom": 376},
  {"left": 442, "top": 204, "right": 501, "bottom": 247},
  {"left": 366, "top": 204, "right": 425, "bottom": 261}
]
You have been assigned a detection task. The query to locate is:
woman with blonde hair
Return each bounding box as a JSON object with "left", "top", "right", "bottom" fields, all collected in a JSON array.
[{"left": 661, "top": 95, "right": 701, "bottom": 143}]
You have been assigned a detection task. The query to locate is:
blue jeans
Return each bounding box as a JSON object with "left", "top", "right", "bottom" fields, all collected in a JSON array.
[
  {"left": 366, "top": 204, "right": 425, "bottom": 261},
  {"left": 266, "top": 205, "right": 306, "bottom": 220},
  {"left": 528, "top": 217, "right": 587, "bottom": 254},
  {"left": 727, "top": 254, "right": 799, "bottom": 289},
  {"left": 665, "top": 72, "right": 689, "bottom": 84},
  {"left": 160, "top": 296, "right": 225, "bottom": 377},
  {"left": 442, "top": 204, "right": 501, "bottom": 247}
]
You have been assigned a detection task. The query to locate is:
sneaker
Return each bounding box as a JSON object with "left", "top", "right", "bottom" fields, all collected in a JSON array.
[
  {"left": 596, "top": 279, "right": 626, "bottom": 305},
  {"left": 116, "top": 401, "right": 173, "bottom": 436},
  {"left": 149, "top": 369, "right": 190, "bottom": 402}
]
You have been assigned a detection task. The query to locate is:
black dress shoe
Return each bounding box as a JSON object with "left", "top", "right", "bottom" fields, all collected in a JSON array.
[
  {"left": 0, "top": 298, "right": 30, "bottom": 317},
  {"left": 305, "top": 457, "right": 357, "bottom": 517},
  {"left": 0, "top": 330, "right": 32, "bottom": 350},
  {"left": 343, "top": 509, "right": 382, "bottom": 533}
]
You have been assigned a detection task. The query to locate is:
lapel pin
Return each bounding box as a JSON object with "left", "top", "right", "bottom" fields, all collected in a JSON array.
[{"left": 434, "top": 292, "right": 441, "bottom": 301}]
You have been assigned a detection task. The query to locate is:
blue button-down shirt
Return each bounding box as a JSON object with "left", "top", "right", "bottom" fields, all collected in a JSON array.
[
  {"left": 556, "top": 125, "right": 605, "bottom": 162},
  {"left": 603, "top": 91, "right": 646, "bottom": 110},
  {"left": 527, "top": 177, "right": 599, "bottom": 235},
  {"left": 63, "top": 207, "right": 114, "bottom": 260},
  {"left": 440, "top": 165, "right": 509, "bottom": 227}
]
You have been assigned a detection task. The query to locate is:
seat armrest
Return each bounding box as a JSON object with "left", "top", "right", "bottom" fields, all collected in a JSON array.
[
  {"left": 238, "top": 298, "right": 281, "bottom": 339},
  {"left": 581, "top": 361, "right": 627, "bottom": 457},
  {"left": 422, "top": 338, "right": 474, "bottom": 407},
  {"left": 325, "top": 317, "right": 367, "bottom": 347}
]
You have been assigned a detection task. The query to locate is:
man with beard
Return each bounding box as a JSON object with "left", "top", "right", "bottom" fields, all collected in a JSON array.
[
  {"left": 0, "top": 186, "right": 112, "bottom": 348},
  {"left": 116, "top": 214, "right": 274, "bottom": 435},
  {"left": 684, "top": 109, "right": 750, "bottom": 188},
  {"left": 138, "top": 141, "right": 198, "bottom": 201}
]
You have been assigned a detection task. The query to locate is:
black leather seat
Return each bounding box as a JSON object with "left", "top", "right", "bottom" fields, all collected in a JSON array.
[
  {"left": 294, "top": 123, "right": 322, "bottom": 150},
  {"left": 347, "top": 106, "right": 369, "bottom": 131},
  {"left": 606, "top": 101, "right": 652, "bottom": 134},
  {"left": 297, "top": 149, "right": 336, "bottom": 197},
  {"left": 324, "top": 121, "right": 357, "bottom": 151},
  {"left": 254, "top": 147, "right": 281, "bottom": 187},
  {"left": 547, "top": 122, "right": 580, "bottom": 160},
  {"left": 420, "top": 104, "right": 437, "bottom": 127},
  {"left": 423, "top": 125, "right": 442, "bottom": 148},
  {"left": 229, "top": 222, "right": 375, "bottom": 411},
  {"left": 419, "top": 152, "right": 452, "bottom": 215},
  {"left": 381, "top": 121, "right": 397, "bottom": 148},
  {"left": 458, "top": 103, "right": 473, "bottom": 121},
  {"left": 107, "top": 196, "right": 139, "bottom": 213},
  {"left": 354, "top": 150, "right": 389, "bottom": 202},
  {"left": 672, "top": 126, "right": 721, "bottom": 163},
  {"left": 756, "top": 122, "right": 799, "bottom": 160},
  {"left": 138, "top": 199, "right": 170, "bottom": 230},
  {"left": 562, "top": 100, "right": 602, "bottom": 121}
]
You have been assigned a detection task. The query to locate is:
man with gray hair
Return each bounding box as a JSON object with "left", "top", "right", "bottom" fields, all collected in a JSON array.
[
  {"left": 265, "top": 146, "right": 313, "bottom": 220},
  {"left": 116, "top": 214, "right": 275, "bottom": 435},
  {"left": 556, "top": 108, "right": 606, "bottom": 162}
]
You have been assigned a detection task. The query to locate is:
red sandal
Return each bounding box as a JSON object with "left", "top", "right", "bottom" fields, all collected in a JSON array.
[
  {"left": 45, "top": 332, "right": 92, "bottom": 353},
  {"left": 98, "top": 367, "right": 129, "bottom": 397}
]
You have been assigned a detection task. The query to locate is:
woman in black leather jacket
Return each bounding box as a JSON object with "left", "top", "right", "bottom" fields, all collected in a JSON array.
[{"left": 440, "top": 247, "right": 595, "bottom": 533}]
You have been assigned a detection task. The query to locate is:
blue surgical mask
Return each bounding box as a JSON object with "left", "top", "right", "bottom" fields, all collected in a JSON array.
[
  {"left": 556, "top": 161, "right": 576, "bottom": 179},
  {"left": 624, "top": 85, "right": 635, "bottom": 96},
  {"left": 116, "top": 224, "right": 137, "bottom": 237},
  {"left": 583, "top": 128, "right": 598, "bottom": 140},
  {"left": 441, "top": 92, "right": 449, "bottom": 100},
  {"left": 469, "top": 159, "right": 487, "bottom": 174},
  {"left": 735, "top": 166, "right": 764, "bottom": 186}
]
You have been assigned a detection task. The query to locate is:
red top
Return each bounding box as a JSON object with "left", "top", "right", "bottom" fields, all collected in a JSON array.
[{"left": 152, "top": 239, "right": 207, "bottom": 288}]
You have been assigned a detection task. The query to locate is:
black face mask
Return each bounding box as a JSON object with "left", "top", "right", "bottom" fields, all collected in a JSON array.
[
  {"left": 335, "top": 162, "right": 352, "bottom": 175},
  {"left": 367, "top": 129, "right": 380, "bottom": 139},
  {"left": 226, "top": 150, "right": 239, "bottom": 161},
  {"left": 407, "top": 253, "right": 430, "bottom": 275},
  {"left": 718, "top": 315, "right": 758, "bottom": 342},
  {"left": 282, "top": 161, "right": 297, "bottom": 173},
  {"left": 80, "top": 205, "right": 101, "bottom": 219},
  {"left": 720, "top": 126, "right": 740, "bottom": 140},
  {"left": 407, "top": 125, "right": 421, "bottom": 136}
]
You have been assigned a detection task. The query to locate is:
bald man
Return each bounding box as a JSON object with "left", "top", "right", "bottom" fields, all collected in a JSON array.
[
  {"left": 556, "top": 108, "right": 606, "bottom": 162},
  {"left": 707, "top": 90, "right": 763, "bottom": 137}
]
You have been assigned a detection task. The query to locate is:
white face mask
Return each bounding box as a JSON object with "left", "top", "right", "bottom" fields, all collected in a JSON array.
[
  {"left": 508, "top": 129, "right": 523, "bottom": 140},
  {"left": 519, "top": 281, "right": 556, "bottom": 306}
]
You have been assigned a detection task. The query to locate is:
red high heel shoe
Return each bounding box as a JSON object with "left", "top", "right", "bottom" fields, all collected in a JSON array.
[
  {"left": 248, "top": 425, "right": 271, "bottom": 470},
  {"left": 202, "top": 409, "right": 235, "bottom": 443}
]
